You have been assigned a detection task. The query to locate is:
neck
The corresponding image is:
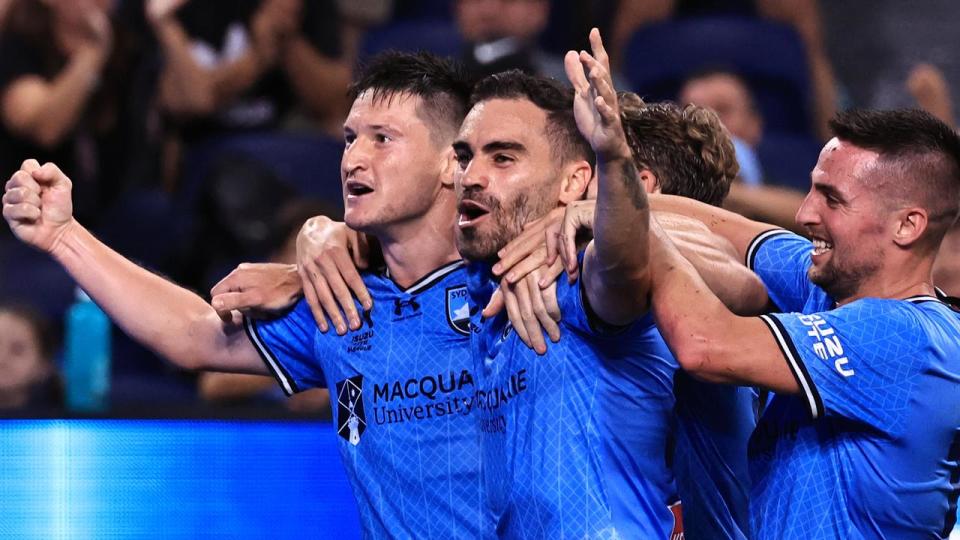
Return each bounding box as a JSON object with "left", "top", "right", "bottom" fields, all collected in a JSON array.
[
  {"left": 836, "top": 257, "right": 937, "bottom": 306},
  {"left": 377, "top": 200, "right": 460, "bottom": 289}
]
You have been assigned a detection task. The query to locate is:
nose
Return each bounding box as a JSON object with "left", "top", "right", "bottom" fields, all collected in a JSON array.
[
  {"left": 458, "top": 160, "right": 489, "bottom": 192},
  {"left": 342, "top": 137, "right": 371, "bottom": 178},
  {"left": 794, "top": 189, "right": 819, "bottom": 229}
]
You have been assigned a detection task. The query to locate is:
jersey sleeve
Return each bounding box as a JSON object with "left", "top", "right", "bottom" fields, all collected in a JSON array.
[
  {"left": 745, "top": 230, "right": 815, "bottom": 313},
  {"left": 759, "top": 299, "right": 930, "bottom": 433},
  {"left": 244, "top": 298, "right": 326, "bottom": 395}
]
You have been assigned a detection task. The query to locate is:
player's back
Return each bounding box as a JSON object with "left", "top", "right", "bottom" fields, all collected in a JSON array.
[
  {"left": 249, "top": 261, "right": 489, "bottom": 539},
  {"left": 672, "top": 374, "right": 756, "bottom": 540}
]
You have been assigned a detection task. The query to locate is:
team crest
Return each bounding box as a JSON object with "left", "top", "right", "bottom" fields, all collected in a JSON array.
[
  {"left": 446, "top": 286, "right": 471, "bottom": 336},
  {"left": 335, "top": 375, "right": 367, "bottom": 446}
]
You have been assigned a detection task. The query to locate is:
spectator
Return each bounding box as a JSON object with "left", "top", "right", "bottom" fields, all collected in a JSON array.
[
  {"left": 0, "top": 303, "right": 61, "bottom": 411},
  {"left": 906, "top": 62, "right": 959, "bottom": 296},
  {"left": 147, "top": 0, "right": 350, "bottom": 139},
  {"left": 610, "top": 0, "right": 838, "bottom": 140},
  {"left": 0, "top": 0, "right": 154, "bottom": 226},
  {"left": 679, "top": 70, "right": 807, "bottom": 231},
  {"left": 455, "top": 0, "right": 565, "bottom": 80}
]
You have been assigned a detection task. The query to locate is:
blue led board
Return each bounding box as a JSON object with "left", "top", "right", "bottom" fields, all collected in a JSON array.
[{"left": 0, "top": 419, "right": 360, "bottom": 539}]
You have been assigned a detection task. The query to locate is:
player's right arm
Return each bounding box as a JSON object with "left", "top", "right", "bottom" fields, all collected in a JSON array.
[
  {"left": 2, "top": 160, "right": 266, "bottom": 374},
  {"left": 649, "top": 193, "right": 781, "bottom": 263}
]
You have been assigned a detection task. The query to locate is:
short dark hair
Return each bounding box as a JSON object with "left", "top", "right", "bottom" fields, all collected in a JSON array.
[
  {"left": 620, "top": 93, "right": 738, "bottom": 206},
  {"left": 349, "top": 51, "right": 473, "bottom": 146},
  {"left": 831, "top": 108, "right": 960, "bottom": 235},
  {"left": 469, "top": 70, "right": 595, "bottom": 167}
]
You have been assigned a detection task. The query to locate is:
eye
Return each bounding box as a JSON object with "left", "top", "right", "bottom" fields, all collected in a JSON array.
[
  {"left": 344, "top": 133, "right": 356, "bottom": 146},
  {"left": 493, "top": 154, "right": 514, "bottom": 165},
  {"left": 375, "top": 133, "right": 392, "bottom": 144}
]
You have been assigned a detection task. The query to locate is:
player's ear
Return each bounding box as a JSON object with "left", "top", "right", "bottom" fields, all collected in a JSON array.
[
  {"left": 440, "top": 147, "right": 457, "bottom": 188},
  {"left": 558, "top": 160, "right": 592, "bottom": 204},
  {"left": 639, "top": 168, "right": 659, "bottom": 194},
  {"left": 892, "top": 206, "right": 928, "bottom": 248}
]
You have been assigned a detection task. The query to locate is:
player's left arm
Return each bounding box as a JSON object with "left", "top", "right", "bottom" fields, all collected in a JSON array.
[
  {"left": 648, "top": 219, "right": 800, "bottom": 394},
  {"left": 567, "top": 29, "right": 652, "bottom": 327}
]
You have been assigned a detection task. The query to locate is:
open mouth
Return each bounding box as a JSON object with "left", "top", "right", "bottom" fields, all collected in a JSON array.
[
  {"left": 457, "top": 199, "right": 490, "bottom": 227},
  {"left": 811, "top": 238, "right": 833, "bottom": 257},
  {"left": 345, "top": 180, "right": 374, "bottom": 199}
]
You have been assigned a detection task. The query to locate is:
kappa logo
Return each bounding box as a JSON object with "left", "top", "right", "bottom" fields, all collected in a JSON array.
[
  {"left": 446, "top": 286, "right": 471, "bottom": 335},
  {"left": 336, "top": 375, "right": 367, "bottom": 445}
]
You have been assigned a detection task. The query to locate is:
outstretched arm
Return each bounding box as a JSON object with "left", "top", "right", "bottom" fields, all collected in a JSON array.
[
  {"left": 648, "top": 219, "right": 797, "bottom": 392},
  {"left": 651, "top": 193, "right": 781, "bottom": 263},
  {"left": 567, "top": 29, "right": 651, "bottom": 326},
  {"left": 2, "top": 160, "right": 266, "bottom": 374}
]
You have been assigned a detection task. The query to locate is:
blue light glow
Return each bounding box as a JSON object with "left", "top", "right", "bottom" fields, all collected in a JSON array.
[{"left": 0, "top": 420, "right": 360, "bottom": 539}]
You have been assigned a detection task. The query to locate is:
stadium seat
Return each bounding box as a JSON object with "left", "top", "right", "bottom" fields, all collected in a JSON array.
[
  {"left": 756, "top": 132, "right": 823, "bottom": 191},
  {"left": 359, "top": 19, "right": 463, "bottom": 61},
  {"left": 622, "top": 16, "right": 813, "bottom": 136}
]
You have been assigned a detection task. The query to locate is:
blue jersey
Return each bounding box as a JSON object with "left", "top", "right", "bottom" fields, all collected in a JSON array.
[
  {"left": 745, "top": 230, "right": 960, "bottom": 539},
  {"left": 246, "top": 261, "right": 490, "bottom": 539},
  {"left": 672, "top": 373, "right": 756, "bottom": 540},
  {"left": 468, "top": 261, "right": 678, "bottom": 539}
]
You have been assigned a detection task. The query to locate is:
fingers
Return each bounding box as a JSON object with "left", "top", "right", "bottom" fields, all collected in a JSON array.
[
  {"left": 503, "top": 247, "right": 549, "bottom": 285},
  {"left": 482, "top": 287, "right": 505, "bottom": 319},
  {"left": 304, "top": 264, "right": 349, "bottom": 335},
  {"left": 525, "top": 270, "right": 560, "bottom": 344},
  {"left": 579, "top": 52, "right": 618, "bottom": 123},
  {"left": 31, "top": 162, "right": 65, "bottom": 184},
  {"left": 501, "top": 283, "right": 533, "bottom": 351},
  {"left": 588, "top": 27, "right": 611, "bottom": 72},
  {"left": 2, "top": 185, "right": 41, "bottom": 208},
  {"left": 539, "top": 257, "right": 564, "bottom": 290},
  {"left": 6, "top": 169, "right": 40, "bottom": 194},
  {"left": 494, "top": 223, "right": 547, "bottom": 276},
  {"left": 2, "top": 200, "right": 40, "bottom": 221},
  {"left": 297, "top": 264, "right": 330, "bottom": 333},
  {"left": 321, "top": 252, "right": 362, "bottom": 331},
  {"left": 564, "top": 50, "right": 590, "bottom": 95},
  {"left": 542, "top": 281, "right": 561, "bottom": 323},
  {"left": 20, "top": 159, "right": 41, "bottom": 173},
  {"left": 334, "top": 245, "right": 372, "bottom": 311},
  {"left": 210, "top": 291, "right": 260, "bottom": 317},
  {"left": 511, "top": 278, "right": 547, "bottom": 355}
]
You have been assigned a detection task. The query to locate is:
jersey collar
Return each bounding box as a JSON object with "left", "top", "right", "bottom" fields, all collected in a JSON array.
[{"left": 384, "top": 260, "right": 466, "bottom": 295}]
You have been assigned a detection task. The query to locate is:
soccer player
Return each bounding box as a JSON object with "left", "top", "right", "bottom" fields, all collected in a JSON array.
[
  {"left": 494, "top": 99, "right": 761, "bottom": 539},
  {"left": 453, "top": 31, "right": 768, "bottom": 538},
  {"left": 2, "top": 52, "right": 495, "bottom": 538},
  {"left": 568, "top": 108, "right": 960, "bottom": 538}
]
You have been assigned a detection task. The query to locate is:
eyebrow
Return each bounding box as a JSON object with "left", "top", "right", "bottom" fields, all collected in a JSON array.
[
  {"left": 813, "top": 182, "right": 846, "bottom": 201},
  {"left": 481, "top": 141, "right": 526, "bottom": 154}
]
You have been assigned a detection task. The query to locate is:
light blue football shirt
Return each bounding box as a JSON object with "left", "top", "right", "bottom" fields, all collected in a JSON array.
[
  {"left": 745, "top": 230, "right": 960, "bottom": 539},
  {"left": 468, "top": 258, "right": 679, "bottom": 539},
  {"left": 247, "top": 261, "right": 491, "bottom": 539}
]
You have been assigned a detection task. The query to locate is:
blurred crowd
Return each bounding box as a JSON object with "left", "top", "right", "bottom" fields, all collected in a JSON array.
[{"left": 0, "top": 0, "right": 957, "bottom": 414}]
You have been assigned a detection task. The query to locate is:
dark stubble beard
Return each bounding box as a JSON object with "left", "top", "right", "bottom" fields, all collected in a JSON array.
[
  {"left": 808, "top": 254, "right": 881, "bottom": 303},
  {"left": 457, "top": 190, "right": 549, "bottom": 263}
]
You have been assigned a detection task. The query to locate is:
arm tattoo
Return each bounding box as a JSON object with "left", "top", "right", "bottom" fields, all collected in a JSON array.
[{"left": 620, "top": 159, "right": 649, "bottom": 211}]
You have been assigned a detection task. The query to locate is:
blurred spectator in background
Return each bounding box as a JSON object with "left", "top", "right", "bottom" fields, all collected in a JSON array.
[
  {"left": 455, "top": 0, "right": 565, "bottom": 80},
  {"left": 906, "top": 62, "right": 959, "bottom": 296},
  {"left": 197, "top": 198, "right": 337, "bottom": 414},
  {"left": 679, "top": 70, "right": 806, "bottom": 232},
  {"left": 147, "top": 0, "right": 350, "bottom": 139},
  {"left": 0, "top": 0, "right": 157, "bottom": 227},
  {"left": 0, "top": 303, "right": 61, "bottom": 411},
  {"left": 611, "top": 0, "right": 837, "bottom": 141}
]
